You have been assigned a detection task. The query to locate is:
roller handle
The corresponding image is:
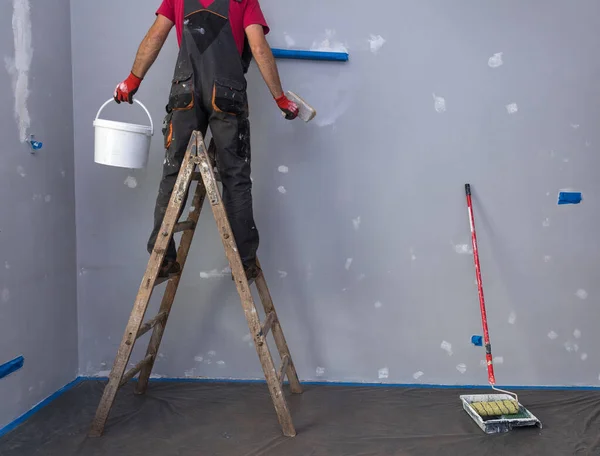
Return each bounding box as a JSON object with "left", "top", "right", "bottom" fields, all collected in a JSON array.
[{"left": 465, "top": 183, "right": 471, "bottom": 196}]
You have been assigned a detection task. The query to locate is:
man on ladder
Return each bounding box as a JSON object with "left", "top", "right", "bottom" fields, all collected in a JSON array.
[
  {"left": 90, "top": 0, "right": 304, "bottom": 439},
  {"left": 114, "top": 0, "right": 300, "bottom": 281}
]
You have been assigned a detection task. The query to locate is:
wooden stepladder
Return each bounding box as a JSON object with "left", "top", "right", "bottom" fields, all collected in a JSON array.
[{"left": 88, "top": 130, "right": 302, "bottom": 438}]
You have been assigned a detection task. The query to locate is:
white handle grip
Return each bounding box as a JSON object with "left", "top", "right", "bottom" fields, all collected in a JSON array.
[{"left": 95, "top": 98, "right": 154, "bottom": 135}]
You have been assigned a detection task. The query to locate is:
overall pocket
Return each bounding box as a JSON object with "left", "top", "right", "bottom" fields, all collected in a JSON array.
[
  {"left": 168, "top": 72, "right": 194, "bottom": 111},
  {"left": 212, "top": 77, "right": 247, "bottom": 115}
]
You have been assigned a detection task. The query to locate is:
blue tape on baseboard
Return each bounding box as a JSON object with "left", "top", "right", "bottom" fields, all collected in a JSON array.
[
  {"left": 558, "top": 191, "right": 582, "bottom": 205},
  {"left": 0, "top": 377, "right": 83, "bottom": 439},
  {"left": 0, "top": 356, "right": 24, "bottom": 380},
  {"left": 271, "top": 48, "right": 349, "bottom": 62}
]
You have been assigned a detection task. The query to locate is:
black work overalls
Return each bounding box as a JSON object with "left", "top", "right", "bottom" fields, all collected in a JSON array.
[{"left": 147, "top": 0, "right": 259, "bottom": 270}]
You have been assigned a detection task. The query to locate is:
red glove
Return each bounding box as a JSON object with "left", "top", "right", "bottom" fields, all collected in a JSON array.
[
  {"left": 275, "top": 93, "right": 299, "bottom": 120},
  {"left": 114, "top": 72, "right": 142, "bottom": 104}
]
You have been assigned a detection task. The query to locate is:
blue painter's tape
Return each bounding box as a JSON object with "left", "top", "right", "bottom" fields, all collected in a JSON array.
[
  {"left": 271, "top": 48, "right": 349, "bottom": 62},
  {"left": 0, "top": 377, "right": 83, "bottom": 439},
  {"left": 471, "top": 335, "right": 483, "bottom": 346},
  {"left": 0, "top": 355, "right": 24, "bottom": 380},
  {"left": 558, "top": 192, "right": 582, "bottom": 205}
]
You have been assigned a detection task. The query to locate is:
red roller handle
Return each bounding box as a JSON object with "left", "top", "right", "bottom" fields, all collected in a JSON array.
[{"left": 465, "top": 184, "right": 496, "bottom": 386}]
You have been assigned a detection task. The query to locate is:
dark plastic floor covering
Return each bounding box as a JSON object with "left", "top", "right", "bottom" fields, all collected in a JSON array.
[{"left": 1, "top": 380, "right": 599, "bottom": 455}]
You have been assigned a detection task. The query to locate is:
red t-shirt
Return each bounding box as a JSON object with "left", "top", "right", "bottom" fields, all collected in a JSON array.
[{"left": 156, "top": 0, "right": 269, "bottom": 54}]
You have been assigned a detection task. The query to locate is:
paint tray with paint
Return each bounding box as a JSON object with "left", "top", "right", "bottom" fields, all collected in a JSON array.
[
  {"left": 460, "top": 393, "right": 542, "bottom": 434},
  {"left": 461, "top": 183, "right": 541, "bottom": 434}
]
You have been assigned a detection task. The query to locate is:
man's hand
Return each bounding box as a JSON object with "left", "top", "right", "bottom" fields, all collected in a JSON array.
[
  {"left": 114, "top": 72, "right": 142, "bottom": 104},
  {"left": 275, "top": 93, "right": 298, "bottom": 120}
]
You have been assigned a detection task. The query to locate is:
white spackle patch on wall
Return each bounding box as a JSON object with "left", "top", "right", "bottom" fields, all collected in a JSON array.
[
  {"left": 5, "top": 261, "right": 10, "bottom": 269},
  {"left": 60, "top": 170, "right": 66, "bottom": 177},
  {"left": 277, "top": 165, "right": 288, "bottom": 174},
  {"left": 208, "top": 350, "right": 216, "bottom": 357},
  {"left": 493, "top": 356, "right": 504, "bottom": 364},
  {"left": 124, "top": 176, "right": 138, "bottom": 188},
  {"left": 199, "top": 266, "right": 231, "bottom": 279},
  {"left": 548, "top": 330, "right": 558, "bottom": 340},
  {"left": 1, "top": 288, "right": 10, "bottom": 303},
  {"left": 488, "top": 52, "right": 504, "bottom": 68},
  {"left": 284, "top": 33, "right": 295, "bottom": 48},
  {"left": 413, "top": 371, "right": 424, "bottom": 380},
  {"left": 368, "top": 34, "right": 386, "bottom": 53},
  {"left": 352, "top": 216, "right": 361, "bottom": 230},
  {"left": 410, "top": 248, "right": 417, "bottom": 261},
  {"left": 278, "top": 186, "right": 287, "bottom": 194},
  {"left": 454, "top": 244, "right": 472, "bottom": 255},
  {"left": 542, "top": 218, "right": 550, "bottom": 228},
  {"left": 5, "top": 0, "right": 33, "bottom": 142},
  {"left": 564, "top": 341, "right": 579, "bottom": 353},
  {"left": 544, "top": 255, "right": 552, "bottom": 263},
  {"left": 277, "top": 270, "right": 288, "bottom": 278},
  {"left": 378, "top": 367, "right": 389, "bottom": 379},
  {"left": 194, "top": 356, "right": 203, "bottom": 363},
  {"left": 242, "top": 333, "right": 252, "bottom": 343},
  {"left": 184, "top": 368, "right": 196, "bottom": 378},
  {"left": 345, "top": 258, "right": 353, "bottom": 270},
  {"left": 508, "top": 311, "right": 517, "bottom": 325},
  {"left": 17, "top": 166, "right": 26, "bottom": 177},
  {"left": 581, "top": 353, "right": 588, "bottom": 361},
  {"left": 374, "top": 301, "right": 383, "bottom": 309},
  {"left": 440, "top": 340, "right": 453, "bottom": 356},
  {"left": 310, "top": 29, "right": 348, "bottom": 53},
  {"left": 44, "top": 195, "right": 51, "bottom": 203},
  {"left": 93, "top": 370, "right": 111, "bottom": 377},
  {"left": 570, "top": 123, "right": 580, "bottom": 129},
  {"left": 357, "top": 273, "right": 366, "bottom": 281},
  {"left": 316, "top": 367, "right": 325, "bottom": 377},
  {"left": 506, "top": 103, "right": 519, "bottom": 114},
  {"left": 216, "top": 360, "right": 226, "bottom": 366},
  {"left": 456, "top": 363, "right": 467, "bottom": 374},
  {"left": 573, "top": 329, "right": 582, "bottom": 339},
  {"left": 576, "top": 289, "right": 588, "bottom": 300},
  {"left": 432, "top": 93, "right": 446, "bottom": 113}
]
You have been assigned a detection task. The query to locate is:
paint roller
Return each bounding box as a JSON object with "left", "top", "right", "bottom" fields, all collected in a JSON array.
[{"left": 285, "top": 91, "right": 316, "bottom": 123}]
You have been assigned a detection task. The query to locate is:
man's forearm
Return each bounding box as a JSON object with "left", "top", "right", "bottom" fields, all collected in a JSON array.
[
  {"left": 130, "top": 16, "right": 173, "bottom": 79},
  {"left": 252, "top": 46, "right": 284, "bottom": 99},
  {"left": 131, "top": 32, "right": 166, "bottom": 79}
]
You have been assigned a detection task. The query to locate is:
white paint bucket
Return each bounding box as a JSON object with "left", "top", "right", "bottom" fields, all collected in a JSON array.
[{"left": 93, "top": 98, "right": 154, "bottom": 169}]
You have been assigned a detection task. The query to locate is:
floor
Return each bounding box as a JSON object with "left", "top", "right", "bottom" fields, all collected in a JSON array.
[{"left": 0, "top": 380, "right": 599, "bottom": 455}]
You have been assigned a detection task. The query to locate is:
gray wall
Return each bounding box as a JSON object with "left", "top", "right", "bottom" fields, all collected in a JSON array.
[
  {"left": 0, "top": 0, "right": 78, "bottom": 429},
  {"left": 72, "top": 0, "right": 600, "bottom": 387}
]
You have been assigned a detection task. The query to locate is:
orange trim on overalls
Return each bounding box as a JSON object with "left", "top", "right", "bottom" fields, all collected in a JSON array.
[{"left": 185, "top": 9, "right": 227, "bottom": 20}]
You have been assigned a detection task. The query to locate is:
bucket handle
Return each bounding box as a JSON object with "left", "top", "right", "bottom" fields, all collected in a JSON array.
[{"left": 95, "top": 98, "right": 154, "bottom": 135}]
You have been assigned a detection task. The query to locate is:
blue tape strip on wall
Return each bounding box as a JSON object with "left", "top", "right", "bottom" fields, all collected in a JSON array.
[
  {"left": 0, "top": 355, "right": 24, "bottom": 380},
  {"left": 558, "top": 192, "right": 582, "bottom": 205},
  {"left": 471, "top": 335, "right": 483, "bottom": 347},
  {"left": 271, "top": 48, "right": 349, "bottom": 62}
]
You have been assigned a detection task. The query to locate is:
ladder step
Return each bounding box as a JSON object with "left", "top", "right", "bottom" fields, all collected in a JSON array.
[
  {"left": 173, "top": 220, "right": 196, "bottom": 233},
  {"left": 136, "top": 311, "right": 168, "bottom": 340},
  {"left": 259, "top": 312, "right": 276, "bottom": 341},
  {"left": 154, "top": 272, "right": 180, "bottom": 287},
  {"left": 120, "top": 354, "right": 154, "bottom": 387},
  {"left": 277, "top": 355, "right": 290, "bottom": 388}
]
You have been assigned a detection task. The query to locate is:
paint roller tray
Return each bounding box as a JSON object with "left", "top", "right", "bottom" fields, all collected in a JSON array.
[{"left": 460, "top": 393, "right": 542, "bottom": 434}]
